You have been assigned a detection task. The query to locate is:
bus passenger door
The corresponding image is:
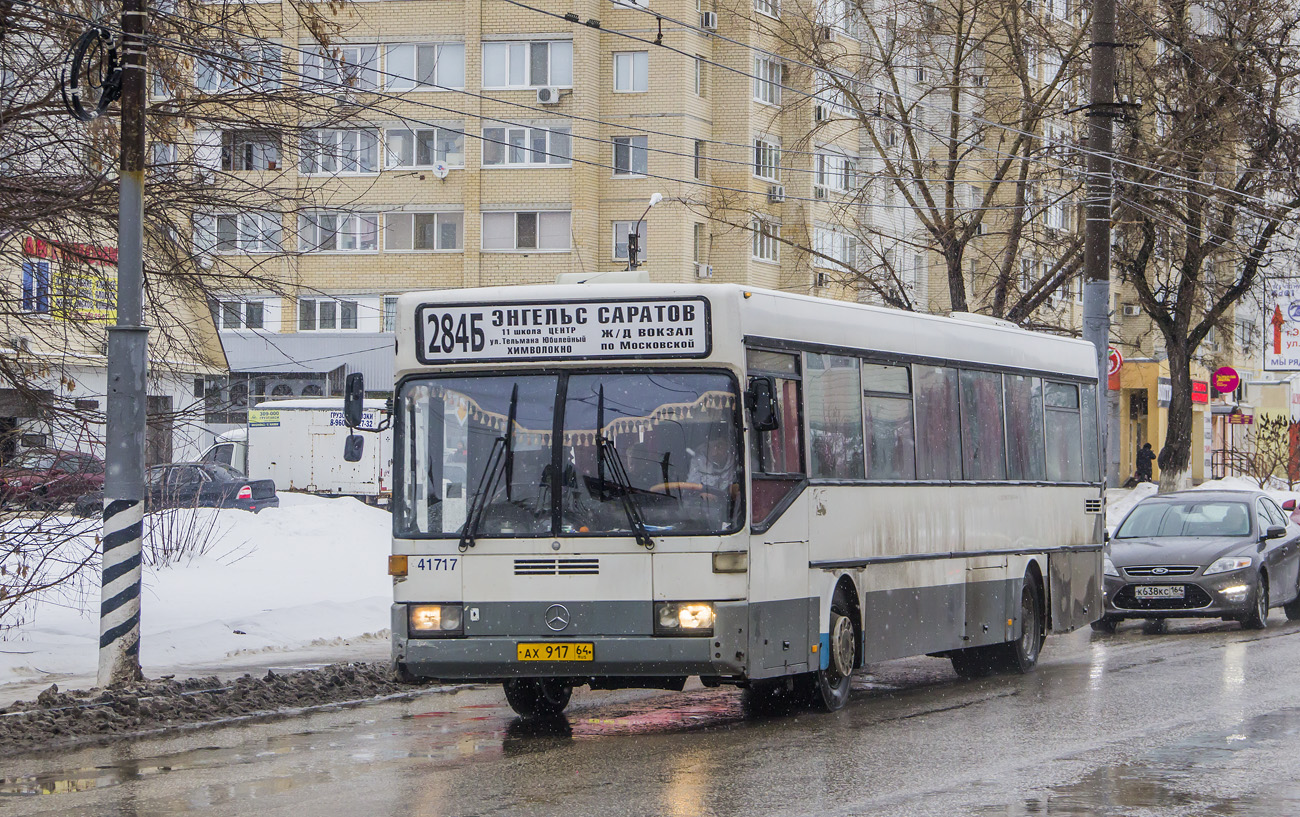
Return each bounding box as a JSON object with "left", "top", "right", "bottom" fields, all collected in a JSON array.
[{"left": 746, "top": 350, "right": 811, "bottom": 675}]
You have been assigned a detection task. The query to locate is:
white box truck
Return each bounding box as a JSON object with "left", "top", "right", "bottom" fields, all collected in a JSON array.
[{"left": 201, "top": 398, "right": 393, "bottom": 502}]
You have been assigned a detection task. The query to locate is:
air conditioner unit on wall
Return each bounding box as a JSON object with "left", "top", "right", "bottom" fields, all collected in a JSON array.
[
  {"left": 1122, "top": 303, "right": 1141, "bottom": 317},
  {"left": 536, "top": 87, "right": 562, "bottom": 105},
  {"left": 695, "top": 262, "right": 713, "bottom": 278},
  {"left": 814, "top": 186, "right": 829, "bottom": 200},
  {"left": 768, "top": 185, "right": 786, "bottom": 203},
  {"left": 700, "top": 11, "right": 718, "bottom": 30}
]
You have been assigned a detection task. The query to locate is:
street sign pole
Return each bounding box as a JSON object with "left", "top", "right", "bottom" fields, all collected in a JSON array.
[{"left": 99, "top": 0, "right": 149, "bottom": 687}]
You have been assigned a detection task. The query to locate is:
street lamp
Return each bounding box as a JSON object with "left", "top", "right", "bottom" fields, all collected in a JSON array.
[{"left": 626, "top": 193, "right": 663, "bottom": 271}]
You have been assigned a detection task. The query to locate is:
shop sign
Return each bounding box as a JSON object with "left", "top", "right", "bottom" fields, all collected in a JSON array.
[
  {"left": 1229, "top": 413, "right": 1254, "bottom": 425},
  {"left": 1265, "top": 277, "right": 1300, "bottom": 370},
  {"left": 1213, "top": 366, "right": 1240, "bottom": 394}
]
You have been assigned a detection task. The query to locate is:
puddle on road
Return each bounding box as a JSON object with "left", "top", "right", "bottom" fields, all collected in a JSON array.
[{"left": 980, "top": 706, "right": 1300, "bottom": 816}]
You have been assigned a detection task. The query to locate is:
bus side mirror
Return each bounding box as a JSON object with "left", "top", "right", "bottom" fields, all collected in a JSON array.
[
  {"left": 343, "top": 372, "right": 365, "bottom": 429},
  {"left": 746, "top": 377, "right": 780, "bottom": 432},
  {"left": 343, "top": 433, "right": 364, "bottom": 462}
]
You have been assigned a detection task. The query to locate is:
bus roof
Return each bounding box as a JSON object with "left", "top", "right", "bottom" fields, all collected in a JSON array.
[{"left": 396, "top": 284, "right": 1097, "bottom": 380}]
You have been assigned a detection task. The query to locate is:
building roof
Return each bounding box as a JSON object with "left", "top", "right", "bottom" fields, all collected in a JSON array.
[{"left": 220, "top": 332, "right": 394, "bottom": 384}]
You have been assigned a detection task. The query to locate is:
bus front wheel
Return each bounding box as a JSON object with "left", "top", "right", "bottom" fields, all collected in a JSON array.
[
  {"left": 504, "top": 678, "right": 572, "bottom": 718},
  {"left": 801, "top": 592, "right": 857, "bottom": 712}
]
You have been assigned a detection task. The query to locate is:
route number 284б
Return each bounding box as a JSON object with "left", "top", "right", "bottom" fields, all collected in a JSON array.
[{"left": 425, "top": 311, "right": 485, "bottom": 356}]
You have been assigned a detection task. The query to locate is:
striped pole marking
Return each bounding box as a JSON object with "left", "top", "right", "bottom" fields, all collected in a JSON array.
[{"left": 99, "top": 497, "right": 144, "bottom": 687}]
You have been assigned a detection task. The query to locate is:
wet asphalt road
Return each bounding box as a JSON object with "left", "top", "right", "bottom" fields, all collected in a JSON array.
[{"left": 4, "top": 616, "right": 1300, "bottom": 816}]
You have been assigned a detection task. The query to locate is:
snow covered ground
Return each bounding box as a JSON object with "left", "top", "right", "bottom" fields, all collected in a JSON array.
[{"left": 0, "top": 494, "right": 392, "bottom": 697}]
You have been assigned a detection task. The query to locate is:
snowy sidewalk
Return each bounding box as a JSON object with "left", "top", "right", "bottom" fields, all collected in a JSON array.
[{"left": 1, "top": 494, "right": 394, "bottom": 708}]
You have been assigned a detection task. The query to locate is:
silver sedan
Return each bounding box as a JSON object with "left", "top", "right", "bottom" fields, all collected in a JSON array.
[{"left": 1098, "top": 489, "right": 1300, "bottom": 631}]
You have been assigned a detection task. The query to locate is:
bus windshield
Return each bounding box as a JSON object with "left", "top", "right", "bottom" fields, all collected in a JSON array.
[{"left": 396, "top": 371, "right": 743, "bottom": 538}]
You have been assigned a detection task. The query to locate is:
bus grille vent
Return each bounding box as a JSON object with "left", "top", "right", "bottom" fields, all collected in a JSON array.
[
  {"left": 514, "top": 558, "right": 600, "bottom": 576},
  {"left": 1084, "top": 498, "right": 1104, "bottom": 514}
]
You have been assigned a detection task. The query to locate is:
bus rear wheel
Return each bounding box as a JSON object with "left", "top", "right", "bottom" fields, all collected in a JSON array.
[
  {"left": 503, "top": 678, "right": 572, "bottom": 718},
  {"left": 950, "top": 572, "right": 1045, "bottom": 678}
]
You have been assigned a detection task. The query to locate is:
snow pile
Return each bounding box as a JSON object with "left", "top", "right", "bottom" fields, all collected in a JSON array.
[{"left": 0, "top": 494, "right": 392, "bottom": 688}]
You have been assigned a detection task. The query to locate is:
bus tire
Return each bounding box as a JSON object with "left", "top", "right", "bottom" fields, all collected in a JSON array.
[
  {"left": 949, "top": 646, "right": 998, "bottom": 678},
  {"left": 803, "top": 590, "right": 857, "bottom": 712},
  {"left": 991, "top": 571, "right": 1046, "bottom": 674},
  {"left": 503, "top": 678, "right": 572, "bottom": 718},
  {"left": 393, "top": 661, "right": 421, "bottom": 685},
  {"left": 742, "top": 678, "right": 801, "bottom": 715}
]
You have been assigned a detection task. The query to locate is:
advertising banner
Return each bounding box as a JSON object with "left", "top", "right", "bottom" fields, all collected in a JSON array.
[{"left": 1265, "top": 277, "right": 1300, "bottom": 370}]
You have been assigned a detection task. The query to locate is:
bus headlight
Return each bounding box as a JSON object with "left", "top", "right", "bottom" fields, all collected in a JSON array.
[
  {"left": 654, "top": 602, "right": 715, "bottom": 636},
  {"left": 408, "top": 603, "right": 464, "bottom": 637}
]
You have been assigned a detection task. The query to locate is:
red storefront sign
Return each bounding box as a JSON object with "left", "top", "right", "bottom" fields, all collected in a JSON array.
[
  {"left": 1192, "top": 380, "right": 1209, "bottom": 404},
  {"left": 22, "top": 236, "right": 118, "bottom": 266}
]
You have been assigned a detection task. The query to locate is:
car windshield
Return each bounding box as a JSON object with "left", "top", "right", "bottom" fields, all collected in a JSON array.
[
  {"left": 1115, "top": 500, "right": 1252, "bottom": 538},
  {"left": 7, "top": 451, "right": 58, "bottom": 471},
  {"left": 396, "top": 371, "right": 742, "bottom": 537}
]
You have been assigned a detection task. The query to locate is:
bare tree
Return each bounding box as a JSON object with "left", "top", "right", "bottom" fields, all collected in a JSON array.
[
  {"left": 1113, "top": 0, "right": 1300, "bottom": 492},
  {"left": 706, "top": 0, "right": 1092, "bottom": 320},
  {"left": 0, "top": 0, "right": 369, "bottom": 625}
]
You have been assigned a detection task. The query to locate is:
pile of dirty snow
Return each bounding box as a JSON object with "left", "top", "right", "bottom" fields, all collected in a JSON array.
[{"left": 0, "top": 495, "right": 392, "bottom": 689}]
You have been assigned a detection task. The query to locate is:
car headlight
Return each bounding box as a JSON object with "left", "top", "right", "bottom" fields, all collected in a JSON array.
[
  {"left": 1204, "top": 557, "right": 1253, "bottom": 576},
  {"left": 654, "top": 601, "right": 715, "bottom": 636},
  {"left": 1104, "top": 557, "right": 1120, "bottom": 577},
  {"left": 408, "top": 603, "right": 464, "bottom": 637}
]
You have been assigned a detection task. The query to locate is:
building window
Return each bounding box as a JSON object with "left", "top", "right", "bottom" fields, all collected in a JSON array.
[
  {"left": 693, "top": 223, "right": 705, "bottom": 262},
  {"left": 20, "top": 260, "right": 50, "bottom": 314},
  {"left": 482, "top": 125, "right": 571, "bottom": 167},
  {"left": 613, "top": 135, "right": 649, "bottom": 176},
  {"left": 383, "top": 212, "right": 464, "bottom": 251},
  {"left": 694, "top": 56, "right": 705, "bottom": 96},
  {"left": 612, "top": 221, "right": 648, "bottom": 261},
  {"left": 385, "top": 42, "right": 465, "bottom": 90},
  {"left": 813, "top": 226, "right": 856, "bottom": 271},
  {"left": 815, "top": 150, "right": 855, "bottom": 192},
  {"left": 195, "top": 213, "right": 283, "bottom": 253},
  {"left": 383, "top": 295, "right": 399, "bottom": 333},
  {"left": 297, "top": 213, "right": 379, "bottom": 252},
  {"left": 196, "top": 45, "right": 281, "bottom": 93},
  {"left": 299, "top": 298, "right": 359, "bottom": 332},
  {"left": 302, "top": 45, "right": 378, "bottom": 91},
  {"left": 222, "top": 131, "right": 280, "bottom": 171},
  {"left": 481, "top": 40, "right": 573, "bottom": 88},
  {"left": 385, "top": 127, "right": 465, "bottom": 168},
  {"left": 481, "top": 211, "right": 571, "bottom": 251},
  {"left": 693, "top": 140, "right": 705, "bottom": 179},
  {"left": 813, "top": 70, "right": 851, "bottom": 117},
  {"left": 299, "top": 129, "right": 379, "bottom": 175},
  {"left": 752, "top": 218, "right": 780, "bottom": 262},
  {"left": 613, "top": 51, "right": 648, "bottom": 92},
  {"left": 753, "top": 57, "right": 782, "bottom": 105},
  {"left": 754, "top": 0, "right": 779, "bottom": 17},
  {"left": 753, "top": 137, "right": 780, "bottom": 181},
  {"left": 151, "top": 142, "right": 177, "bottom": 168},
  {"left": 214, "top": 299, "right": 265, "bottom": 331}
]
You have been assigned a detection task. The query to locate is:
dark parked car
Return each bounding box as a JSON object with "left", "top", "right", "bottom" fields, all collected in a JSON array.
[
  {"left": 0, "top": 450, "right": 104, "bottom": 510},
  {"left": 1098, "top": 490, "right": 1300, "bottom": 632},
  {"left": 148, "top": 462, "right": 279, "bottom": 512}
]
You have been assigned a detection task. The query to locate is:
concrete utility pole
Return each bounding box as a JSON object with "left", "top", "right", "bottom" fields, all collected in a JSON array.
[
  {"left": 1083, "top": 0, "right": 1119, "bottom": 488},
  {"left": 99, "top": 0, "right": 149, "bottom": 687}
]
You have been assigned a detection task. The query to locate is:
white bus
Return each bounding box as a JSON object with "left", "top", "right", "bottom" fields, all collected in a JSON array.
[{"left": 354, "top": 283, "right": 1104, "bottom": 716}]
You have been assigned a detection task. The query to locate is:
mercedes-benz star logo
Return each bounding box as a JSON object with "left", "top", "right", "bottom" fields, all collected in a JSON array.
[{"left": 544, "top": 604, "right": 571, "bottom": 632}]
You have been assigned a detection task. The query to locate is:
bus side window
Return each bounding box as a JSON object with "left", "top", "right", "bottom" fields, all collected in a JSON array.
[{"left": 746, "top": 349, "right": 805, "bottom": 529}]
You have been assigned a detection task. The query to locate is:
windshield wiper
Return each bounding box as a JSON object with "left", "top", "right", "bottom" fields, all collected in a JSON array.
[
  {"left": 596, "top": 385, "right": 654, "bottom": 550},
  {"left": 459, "top": 384, "right": 518, "bottom": 551}
]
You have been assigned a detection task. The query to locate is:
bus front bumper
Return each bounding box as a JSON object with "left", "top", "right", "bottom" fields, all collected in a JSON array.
[{"left": 391, "top": 602, "right": 750, "bottom": 682}]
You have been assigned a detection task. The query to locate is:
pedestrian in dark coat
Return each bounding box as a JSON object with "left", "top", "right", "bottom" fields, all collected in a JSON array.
[{"left": 1136, "top": 443, "right": 1155, "bottom": 482}]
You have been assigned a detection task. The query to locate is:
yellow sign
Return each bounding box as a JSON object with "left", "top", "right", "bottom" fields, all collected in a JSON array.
[{"left": 248, "top": 409, "right": 280, "bottom": 427}]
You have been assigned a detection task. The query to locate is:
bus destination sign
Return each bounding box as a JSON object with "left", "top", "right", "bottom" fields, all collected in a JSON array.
[{"left": 415, "top": 298, "right": 712, "bottom": 364}]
